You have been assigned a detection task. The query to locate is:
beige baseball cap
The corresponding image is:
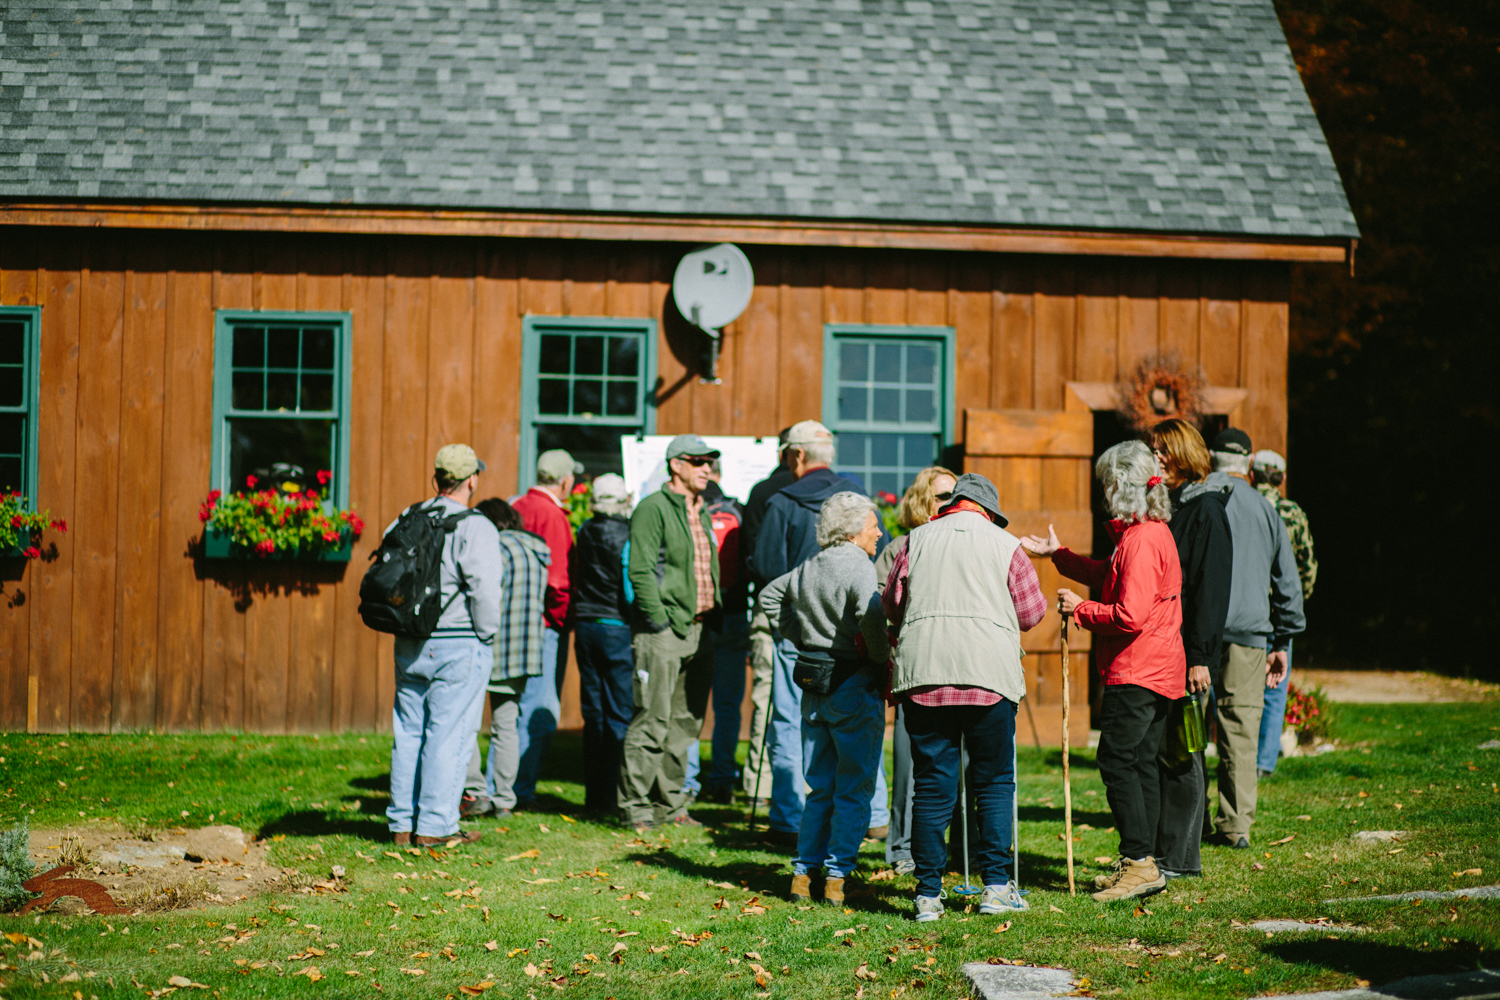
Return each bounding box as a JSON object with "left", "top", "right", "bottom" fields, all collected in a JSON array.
[
  {"left": 591, "top": 473, "right": 631, "bottom": 504},
  {"left": 1252, "top": 449, "right": 1286, "bottom": 472},
  {"left": 786, "top": 419, "right": 833, "bottom": 447},
  {"left": 435, "top": 443, "right": 485, "bottom": 479},
  {"left": 537, "top": 448, "right": 583, "bottom": 483}
]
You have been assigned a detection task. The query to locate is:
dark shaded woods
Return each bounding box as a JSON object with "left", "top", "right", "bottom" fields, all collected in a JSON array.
[{"left": 1276, "top": 0, "right": 1500, "bottom": 676}]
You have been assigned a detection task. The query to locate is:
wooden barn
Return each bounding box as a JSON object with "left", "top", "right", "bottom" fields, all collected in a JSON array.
[{"left": 0, "top": 1, "right": 1356, "bottom": 739}]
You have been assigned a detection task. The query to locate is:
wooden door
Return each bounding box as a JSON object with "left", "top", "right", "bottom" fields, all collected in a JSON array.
[{"left": 964, "top": 408, "right": 1093, "bottom": 748}]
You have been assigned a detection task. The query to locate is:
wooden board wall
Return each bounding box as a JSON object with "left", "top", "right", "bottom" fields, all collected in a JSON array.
[{"left": 0, "top": 228, "right": 1289, "bottom": 733}]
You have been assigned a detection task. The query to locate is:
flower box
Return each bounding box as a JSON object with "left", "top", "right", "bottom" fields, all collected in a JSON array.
[{"left": 202, "top": 526, "right": 354, "bottom": 563}]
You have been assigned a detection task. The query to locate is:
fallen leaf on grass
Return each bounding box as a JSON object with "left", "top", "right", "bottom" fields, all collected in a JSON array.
[
  {"left": 834, "top": 927, "right": 857, "bottom": 937},
  {"left": 1296, "top": 815, "right": 1312, "bottom": 821},
  {"left": 741, "top": 896, "right": 767, "bottom": 916},
  {"left": 345, "top": 970, "right": 361, "bottom": 977},
  {"left": 744, "top": 951, "right": 762, "bottom": 960},
  {"left": 559, "top": 815, "right": 577, "bottom": 823},
  {"left": 609, "top": 942, "right": 628, "bottom": 962},
  {"left": 1269, "top": 834, "right": 1295, "bottom": 846},
  {"left": 1457, "top": 868, "right": 1483, "bottom": 876},
  {"left": 1251, "top": 862, "right": 1265, "bottom": 871},
  {"left": 457, "top": 982, "right": 496, "bottom": 996},
  {"left": 868, "top": 869, "right": 896, "bottom": 882},
  {"left": 749, "top": 962, "right": 773, "bottom": 986},
  {"left": 399, "top": 967, "right": 426, "bottom": 976},
  {"left": 708, "top": 880, "right": 739, "bottom": 890},
  {"left": 648, "top": 945, "right": 671, "bottom": 954},
  {"left": 1389, "top": 848, "right": 1405, "bottom": 855},
  {"left": 292, "top": 966, "right": 323, "bottom": 982},
  {"left": 506, "top": 848, "right": 541, "bottom": 861},
  {"left": 1092, "top": 856, "right": 1113, "bottom": 865},
  {"left": 854, "top": 962, "right": 878, "bottom": 981},
  {"left": 539, "top": 824, "right": 552, "bottom": 833},
  {"left": 1049, "top": 905, "right": 1063, "bottom": 913},
  {"left": 523, "top": 878, "right": 559, "bottom": 884},
  {"left": 483, "top": 941, "right": 498, "bottom": 952},
  {"left": 993, "top": 921, "right": 1012, "bottom": 934}
]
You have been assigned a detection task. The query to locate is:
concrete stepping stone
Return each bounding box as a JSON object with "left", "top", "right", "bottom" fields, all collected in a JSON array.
[
  {"left": 1248, "top": 920, "right": 1364, "bottom": 934},
  {"left": 1352, "top": 830, "right": 1409, "bottom": 843},
  {"left": 1251, "top": 967, "right": 1500, "bottom": 999},
  {"left": 962, "top": 963, "right": 1076, "bottom": 999},
  {"left": 1323, "top": 884, "right": 1500, "bottom": 904}
]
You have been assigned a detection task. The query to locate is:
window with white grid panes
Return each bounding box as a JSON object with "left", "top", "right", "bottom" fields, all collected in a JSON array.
[
  {"left": 826, "top": 330, "right": 951, "bottom": 499},
  {"left": 0, "top": 308, "right": 39, "bottom": 504}
]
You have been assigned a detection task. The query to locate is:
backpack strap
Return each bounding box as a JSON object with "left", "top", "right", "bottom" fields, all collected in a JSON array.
[{"left": 434, "top": 507, "right": 486, "bottom": 617}]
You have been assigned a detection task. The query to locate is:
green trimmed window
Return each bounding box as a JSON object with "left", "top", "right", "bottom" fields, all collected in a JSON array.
[
  {"left": 823, "top": 324, "right": 955, "bottom": 498},
  {"left": 0, "top": 307, "right": 40, "bottom": 504},
  {"left": 211, "top": 311, "right": 352, "bottom": 505},
  {"left": 519, "top": 317, "right": 658, "bottom": 487}
]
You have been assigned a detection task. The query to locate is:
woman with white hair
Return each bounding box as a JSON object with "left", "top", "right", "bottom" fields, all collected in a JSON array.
[
  {"left": 758, "top": 491, "right": 889, "bottom": 908},
  {"left": 1022, "top": 440, "right": 1186, "bottom": 903}
]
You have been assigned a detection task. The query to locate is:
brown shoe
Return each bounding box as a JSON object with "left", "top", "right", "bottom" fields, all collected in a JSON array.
[
  {"left": 823, "top": 877, "right": 846, "bottom": 907},
  {"left": 866, "top": 825, "right": 889, "bottom": 841},
  {"left": 414, "top": 830, "right": 484, "bottom": 847},
  {"left": 1090, "top": 856, "right": 1166, "bottom": 902},
  {"left": 789, "top": 873, "right": 812, "bottom": 903},
  {"left": 393, "top": 831, "right": 411, "bottom": 846}
]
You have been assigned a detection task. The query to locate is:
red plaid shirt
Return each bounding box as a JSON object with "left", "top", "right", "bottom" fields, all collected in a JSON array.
[{"left": 884, "top": 500, "right": 1047, "bottom": 706}]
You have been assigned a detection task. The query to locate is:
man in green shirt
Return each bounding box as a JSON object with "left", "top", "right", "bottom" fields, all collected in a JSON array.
[
  {"left": 617, "top": 434, "right": 722, "bottom": 829},
  {"left": 1253, "top": 449, "right": 1317, "bottom": 775}
]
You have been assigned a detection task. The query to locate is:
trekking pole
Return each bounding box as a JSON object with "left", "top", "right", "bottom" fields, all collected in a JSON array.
[
  {"left": 954, "top": 733, "right": 981, "bottom": 899},
  {"left": 1061, "top": 611, "right": 1076, "bottom": 895},
  {"left": 1012, "top": 737, "right": 1021, "bottom": 890},
  {"left": 747, "top": 661, "right": 774, "bottom": 834}
]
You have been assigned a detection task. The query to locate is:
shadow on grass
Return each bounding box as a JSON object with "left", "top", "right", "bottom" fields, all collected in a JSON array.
[
  {"left": 1018, "top": 805, "right": 1114, "bottom": 826},
  {"left": 257, "top": 809, "right": 391, "bottom": 840},
  {"left": 1264, "top": 938, "right": 1497, "bottom": 988}
]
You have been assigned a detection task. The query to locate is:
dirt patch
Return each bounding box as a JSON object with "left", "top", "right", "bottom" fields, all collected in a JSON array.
[
  {"left": 22, "top": 824, "right": 341, "bottom": 915},
  {"left": 1294, "top": 669, "right": 1498, "bottom": 704}
]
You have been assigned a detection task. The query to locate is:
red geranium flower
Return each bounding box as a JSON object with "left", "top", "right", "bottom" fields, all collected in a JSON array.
[
  {"left": 246, "top": 474, "right": 258, "bottom": 488},
  {"left": 51, "top": 519, "right": 66, "bottom": 533},
  {"left": 572, "top": 482, "right": 589, "bottom": 495},
  {"left": 9, "top": 515, "right": 22, "bottom": 529},
  {"left": 316, "top": 469, "right": 332, "bottom": 486},
  {"left": 322, "top": 531, "right": 340, "bottom": 543},
  {"left": 23, "top": 546, "right": 40, "bottom": 559},
  {"left": 255, "top": 539, "right": 275, "bottom": 555}
]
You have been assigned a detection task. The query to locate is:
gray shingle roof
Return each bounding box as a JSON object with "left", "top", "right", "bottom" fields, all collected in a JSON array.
[{"left": 0, "top": 0, "right": 1358, "bottom": 239}]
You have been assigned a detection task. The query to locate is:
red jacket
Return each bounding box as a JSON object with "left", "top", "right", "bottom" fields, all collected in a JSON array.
[
  {"left": 512, "top": 487, "right": 573, "bottom": 630},
  {"left": 1053, "top": 519, "right": 1186, "bottom": 700}
]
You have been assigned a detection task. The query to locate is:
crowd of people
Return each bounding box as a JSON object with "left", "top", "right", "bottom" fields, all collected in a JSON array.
[{"left": 375, "top": 415, "right": 1314, "bottom": 919}]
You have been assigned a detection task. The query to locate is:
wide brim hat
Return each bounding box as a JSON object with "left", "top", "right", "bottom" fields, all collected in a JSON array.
[{"left": 945, "top": 472, "right": 1008, "bottom": 528}]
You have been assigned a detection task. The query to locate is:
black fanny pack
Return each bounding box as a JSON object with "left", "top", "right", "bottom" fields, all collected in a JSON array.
[{"left": 793, "top": 649, "right": 865, "bottom": 695}]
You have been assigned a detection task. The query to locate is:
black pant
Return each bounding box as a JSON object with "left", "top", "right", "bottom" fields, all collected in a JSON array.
[
  {"left": 1097, "top": 684, "right": 1172, "bottom": 861},
  {"left": 1156, "top": 749, "right": 1205, "bottom": 874}
]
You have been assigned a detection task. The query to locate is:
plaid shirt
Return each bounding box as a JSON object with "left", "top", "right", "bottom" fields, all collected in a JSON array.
[
  {"left": 490, "top": 529, "right": 552, "bottom": 683},
  {"left": 684, "top": 492, "right": 716, "bottom": 614}
]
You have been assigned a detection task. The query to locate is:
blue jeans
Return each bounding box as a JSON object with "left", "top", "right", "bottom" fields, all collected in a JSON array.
[
  {"left": 683, "top": 611, "right": 752, "bottom": 794},
  {"left": 904, "top": 698, "right": 1017, "bottom": 898},
  {"left": 796, "top": 671, "right": 886, "bottom": 878},
  {"left": 767, "top": 635, "right": 890, "bottom": 832},
  {"left": 388, "top": 636, "right": 490, "bottom": 838},
  {"left": 575, "top": 621, "right": 635, "bottom": 814},
  {"left": 514, "top": 626, "right": 569, "bottom": 805},
  {"left": 1258, "top": 640, "right": 1293, "bottom": 773}
]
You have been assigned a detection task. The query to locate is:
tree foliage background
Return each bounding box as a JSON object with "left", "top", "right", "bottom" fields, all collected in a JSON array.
[{"left": 1275, "top": 0, "right": 1499, "bottom": 676}]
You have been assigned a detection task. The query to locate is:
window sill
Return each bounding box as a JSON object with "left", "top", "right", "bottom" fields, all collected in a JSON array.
[{"left": 203, "top": 527, "right": 353, "bottom": 563}]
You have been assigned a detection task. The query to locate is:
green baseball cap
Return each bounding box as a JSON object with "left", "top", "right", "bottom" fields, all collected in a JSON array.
[
  {"left": 664, "top": 433, "right": 719, "bottom": 460},
  {"left": 537, "top": 449, "right": 583, "bottom": 483},
  {"left": 434, "top": 443, "right": 485, "bottom": 480}
]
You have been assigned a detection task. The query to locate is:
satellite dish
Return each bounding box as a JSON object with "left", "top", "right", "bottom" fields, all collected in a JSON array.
[{"left": 673, "top": 244, "right": 754, "bottom": 334}]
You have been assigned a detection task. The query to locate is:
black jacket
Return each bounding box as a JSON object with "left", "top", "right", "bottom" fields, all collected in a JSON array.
[
  {"left": 569, "top": 512, "right": 632, "bottom": 622},
  {"left": 1169, "top": 478, "right": 1234, "bottom": 669},
  {"left": 741, "top": 465, "right": 797, "bottom": 585},
  {"left": 748, "top": 467, "right": 890, "bottom": 585}
]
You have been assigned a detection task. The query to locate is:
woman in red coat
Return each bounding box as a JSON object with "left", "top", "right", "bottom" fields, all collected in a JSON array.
[{"left": 1021, "top": 440, "right": 1184, "bottom": 903}]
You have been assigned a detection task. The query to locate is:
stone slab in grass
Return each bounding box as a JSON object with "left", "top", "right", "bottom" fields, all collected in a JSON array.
[
  {"left": 962, "top": 963, "right": 1076, "bottom": 1000},
  {"left": 1323, "top": 884, "right": 1500, "bottom": 904},
  {"left": 1251, "top": 966, "right": 1500, "bottom": 999},
  {"left": 1352, "top": 830, "right": 1410, "bottom": 844},
  {"left": 1248, "top": 919, "right": 1365, "bottom": 934}
]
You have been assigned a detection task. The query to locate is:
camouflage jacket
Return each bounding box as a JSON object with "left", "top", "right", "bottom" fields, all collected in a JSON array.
[{"left": 1257, "top": 483, "right": 1317, "bottom": 599}]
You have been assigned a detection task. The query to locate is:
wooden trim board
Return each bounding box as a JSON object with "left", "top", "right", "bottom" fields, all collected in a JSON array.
[
  {"left": 0, "top": 203, "right": 1352, "bottom": 263},
  {"left": 965, "top": 409, "right": 1093, "bottom": 457}
]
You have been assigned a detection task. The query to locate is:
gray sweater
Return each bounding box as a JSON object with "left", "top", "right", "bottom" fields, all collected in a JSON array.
[
  {"left": 383, "top": 496, "right": 504, "bottom": 643},
  {"left": 1210, "top": 473, "right": 1305, "bottom": 652},
  {"left": 757, "top": 542, "right": 890, "bottom": 664}
]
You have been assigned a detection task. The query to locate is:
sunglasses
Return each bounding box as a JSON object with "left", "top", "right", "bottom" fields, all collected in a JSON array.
[
  {"left": 676, "top": 455, "right": 714, "bottom": 467},
  {"left": 934, "top": 491, "right": 954, "bottom": 502}
]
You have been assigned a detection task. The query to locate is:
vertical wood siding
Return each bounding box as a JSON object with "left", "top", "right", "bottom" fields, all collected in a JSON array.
[{"left": 0, "top": 229, "right": 1289, "bottom": 733}]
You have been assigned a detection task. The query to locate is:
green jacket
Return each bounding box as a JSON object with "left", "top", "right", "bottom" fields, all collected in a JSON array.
[
  {"left": 628, "top": 486, "right": 720, "bottom": 637},
  {"left": 1257, "top": 483, "right": 1317, "bottom": 600}
]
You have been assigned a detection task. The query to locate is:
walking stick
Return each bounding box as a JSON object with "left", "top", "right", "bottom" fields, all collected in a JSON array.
[
  {"left": 747, "top": 661, "right": 774, "bottom": 834},
  {"left": 1061, "top": 611, "right": 1076, "bottom": 895}
]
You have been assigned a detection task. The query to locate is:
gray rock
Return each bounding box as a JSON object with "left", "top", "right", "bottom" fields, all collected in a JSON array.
[
  {"left": 963, "top": 963, "right": 1076, "bottom": 1000},
  {"left": 1323, "top": 885, "right": 1500, "bottom": 904},
  {"left": 1478, "top": 740, "right": 1500, "bottom": 751},
  {"left": 1352, "top": 831, "right": 1410, "bottom": 843},
  {"left": 1249, "top": 920, "right": 1364, "bottom": 934},
  {"left": 1251, "top": 966, "right": 1500, "bottom": 999}
]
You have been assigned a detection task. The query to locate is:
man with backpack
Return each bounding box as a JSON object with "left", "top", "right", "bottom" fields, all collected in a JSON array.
[{"left": 363, "top": 444, "right": 502, "bottom": 846}]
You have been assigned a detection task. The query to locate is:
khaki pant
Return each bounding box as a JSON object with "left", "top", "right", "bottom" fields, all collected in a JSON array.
[
  {"left": 740, "top": 609, "right": 775, "bottom": 799},
  {"left": 617, "top": 623, "right": 714, "bottom": 825},
  {"left": 1213, "top": 643, "right": 1266, "bottom": 838}
]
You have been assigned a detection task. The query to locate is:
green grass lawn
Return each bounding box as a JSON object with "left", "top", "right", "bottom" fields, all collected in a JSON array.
[{"left": 1, "top": 700, "right": 1497, "bottom": 999}]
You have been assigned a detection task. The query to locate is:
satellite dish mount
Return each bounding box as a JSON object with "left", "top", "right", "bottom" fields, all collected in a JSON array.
[{"left": 673, "top": 244, "right": 754, "bottom": 384}]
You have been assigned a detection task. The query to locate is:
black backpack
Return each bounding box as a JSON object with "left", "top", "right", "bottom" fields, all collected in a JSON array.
[{"left": 358, "top": 501, "right": 482, "bottom": 637}]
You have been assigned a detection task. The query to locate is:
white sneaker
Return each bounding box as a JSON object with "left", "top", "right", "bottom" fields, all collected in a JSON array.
[
  {"left": 979, "top": 882, "right": 1028, "bottom": 914},
  {"left": 894, "top": 859, "right": 916, "bottom": 876},
  {"left": 914, "top": 895, "right": 944, "bottom": 923}
]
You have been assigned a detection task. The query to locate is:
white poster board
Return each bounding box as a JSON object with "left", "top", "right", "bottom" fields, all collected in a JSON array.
[{"left": 620, "top": 436, "right": 781, "bottom": 508}]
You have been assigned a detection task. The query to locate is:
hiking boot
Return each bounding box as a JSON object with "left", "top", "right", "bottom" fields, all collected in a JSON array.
[
  {"left": 866, "top": 825, "right": 889, "bottom": 841},
  {"left": 415, "top": 830, "right": 483, "bottom": 847},
  {"left": 1090, "top": 857, "right": 1166, "bottom": 902},
  {"left": 392, "top": 831, "right": 411, "bottom": 847},
  {"left": 459, "top": 794, "right": 492, "bottom": 818},
  {"left": 1211, "top": 833, "right": 1251, "bottom": 849},
  {"left": 789, "top": 873, "right": 813, "bottom": 903},
  {"left": 894, "top": 859, "right": 916, "bottom": 876},
  {"left": 823, "top": 877, "right": 846, "bottom": 907},
  {"left": 979, "top": 882, "right": 1028, "bottom": 914},
  {"left": 665, "top": 813, "right": 703, "bottom": 828},
  {"left": 914, "top": 895, "right": 944, "bottom": 923},
  {"left": 1093, "top": 858, "right": 1125, "bottom": 890},
  {"left": 1158, "top": 867, "right": 1200, "bottom": 881}
]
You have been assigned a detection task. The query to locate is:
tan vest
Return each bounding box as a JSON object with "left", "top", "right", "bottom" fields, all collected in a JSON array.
[{"left": 891, "top": 510, "right": 1026, "bottom": 704}]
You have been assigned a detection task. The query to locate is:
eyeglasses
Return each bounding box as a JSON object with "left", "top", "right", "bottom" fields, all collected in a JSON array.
[
  {"left": 933, "top": 491, "right": 953, "bottom": 502},
  {"left": 676, "top": 455, "right": 714, "bottom": 467}
]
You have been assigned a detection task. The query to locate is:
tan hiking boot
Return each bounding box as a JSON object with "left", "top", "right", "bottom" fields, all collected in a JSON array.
[
  {"left": 1091, "top": 856, "right": 1166, "bottom": 902},
  {"left": 393, "top": 831, "right": 411, "bottom": 847},
  {"left": 823, "top": 877, "right": 846, "bottom": 906},
  {"left": 789, "top": 874, "right": 812, "bottom": 903},
  {"left": 1093, "top": 858, "right": 1124, "bottom": 890}
]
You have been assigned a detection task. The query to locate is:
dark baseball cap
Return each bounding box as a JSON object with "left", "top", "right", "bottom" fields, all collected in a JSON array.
[{"left": 1210, "top": 428, "right": 1252, "bottom": 456}]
